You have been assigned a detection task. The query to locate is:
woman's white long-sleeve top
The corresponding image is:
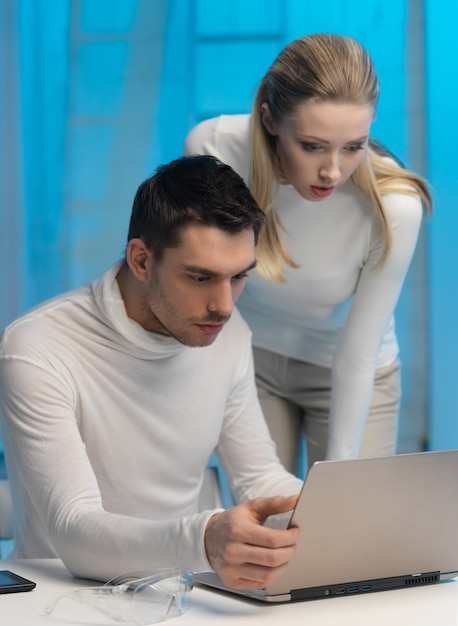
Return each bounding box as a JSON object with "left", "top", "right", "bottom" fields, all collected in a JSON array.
[
  {"left": 0, "top": 262, "right": 302, "bottom": 581},
  {"left": 184, "top": 114, "right": 424, "bottom": 460}
]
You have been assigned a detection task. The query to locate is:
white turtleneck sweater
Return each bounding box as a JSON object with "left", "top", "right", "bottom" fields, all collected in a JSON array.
[
  {"left": 184, "top": 114, "right": 424, "bottom": 460},
  {"left": 0, "top": 261, "right": 301, "bottom": 581}
]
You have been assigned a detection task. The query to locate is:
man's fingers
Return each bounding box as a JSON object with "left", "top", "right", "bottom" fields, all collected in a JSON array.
[
  {"left": 204, "top": 496, "right": 302, "bottom": 590},
  {"left": 247, "top": 495, "right": 299, "bottom": 522},
  {"left": 242, "top": 520, "right": 301, "bottom": 551},
  {"left": 219, "top": 558, "right": 293, "bottom": 590},
  {"left": 241, "top": 538, "right": 298, "bottom": 567}
]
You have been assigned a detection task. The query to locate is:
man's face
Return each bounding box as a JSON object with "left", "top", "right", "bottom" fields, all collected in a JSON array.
[{"left": 142, "top": 223, "right": 256, "bottom": 347}]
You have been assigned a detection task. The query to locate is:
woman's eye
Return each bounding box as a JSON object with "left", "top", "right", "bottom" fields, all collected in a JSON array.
[
  {"left": 345, "top": 143, "right": 365, "bottom": 153},
  {"left": 301, "top": 143, "right": 320, "bottom": 152}
]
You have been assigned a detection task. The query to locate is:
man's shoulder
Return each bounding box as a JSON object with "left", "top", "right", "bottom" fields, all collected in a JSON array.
[
  {"left": 0, "top": 283, "right": 93, "bottom": 355},
  {"left": 1, "top": 263, "right": 120, "bottom": 350}
]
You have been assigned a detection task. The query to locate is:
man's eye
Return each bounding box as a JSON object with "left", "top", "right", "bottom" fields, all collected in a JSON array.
[
  {"left": 233, "top": 273, "right": 248, "bottom": 281},
  {"left": 191, "top": 276, "right": 208, "bottom": 282}
]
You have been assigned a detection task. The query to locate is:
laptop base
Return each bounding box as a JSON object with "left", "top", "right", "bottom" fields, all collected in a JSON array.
[
  {"left": 290, "top": 571, "right": 441, "bottom": 601},
  {"left": 194, "top": 570, "right": 445, "bottom": 604}
]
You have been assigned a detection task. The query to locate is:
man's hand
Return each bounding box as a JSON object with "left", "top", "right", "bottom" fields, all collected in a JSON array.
[{"left": 204, "top": 495, "right": 301, "bottom": 589}]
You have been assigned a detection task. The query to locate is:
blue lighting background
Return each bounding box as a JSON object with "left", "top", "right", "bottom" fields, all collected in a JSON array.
[{"left": 0, "top": 0, "right": 457, "bottom": 463}]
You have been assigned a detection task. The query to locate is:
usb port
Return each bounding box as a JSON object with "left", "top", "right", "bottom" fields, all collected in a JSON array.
[
  {"left": 335, "top": 587, "right": 345, "bottom": 595},
  {"left": 361, "top": 585, "right": 371, "bottom": 591},
  {"left": 347, "top": 586, "right": 358, "bottom": 593}
]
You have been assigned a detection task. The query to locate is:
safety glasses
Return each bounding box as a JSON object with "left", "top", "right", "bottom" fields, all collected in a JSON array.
[{"left": 44, "top": 568, "right": 193, "bottom": 624}]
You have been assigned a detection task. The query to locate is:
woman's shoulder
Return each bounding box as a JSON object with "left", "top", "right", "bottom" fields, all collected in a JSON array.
[
  {"left": 327, "top": 180, "right": 422, "bottom": 230},
  {"left": 183, "top": 114, "right": 252, "bottom": 178},
  {"left": 381, "top": 188, "right": 424, "bottom": 229},
  {"left": 376, "top": 158, "right": 424, "bottom": 218},
  {"left": 185, "top": 113, "right": 250, "bottom": 142},
  {"left": 372, "top": 147, "right": 429, "bottom": 202}
]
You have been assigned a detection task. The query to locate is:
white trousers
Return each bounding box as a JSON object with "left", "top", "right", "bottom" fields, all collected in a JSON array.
[{"left": 253, "top": 347, "right": 401, "bottom": 477}]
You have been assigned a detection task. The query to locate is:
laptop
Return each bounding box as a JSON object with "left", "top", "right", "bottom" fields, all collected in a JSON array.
[{"left": 194, "top": 449, "right": 458, "bottom": 602}]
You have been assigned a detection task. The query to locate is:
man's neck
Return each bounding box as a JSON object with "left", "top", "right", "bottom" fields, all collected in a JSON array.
[{"left": 116, "top": 262, "right": 146, "bottom": 327}]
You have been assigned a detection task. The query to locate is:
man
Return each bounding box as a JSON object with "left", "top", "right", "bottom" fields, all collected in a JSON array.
[{"left": 0, "top": 155, "right": 302, "bottom": 589}]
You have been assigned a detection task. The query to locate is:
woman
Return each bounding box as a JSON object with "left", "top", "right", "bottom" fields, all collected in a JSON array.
[{"left": 184, "top": 33, "right": 432, "bottom": 474}]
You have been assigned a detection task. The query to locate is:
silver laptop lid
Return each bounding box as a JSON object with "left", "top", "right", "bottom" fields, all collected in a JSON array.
[{"left": 266, "top": 449, "right": 458, "bottom": 596}]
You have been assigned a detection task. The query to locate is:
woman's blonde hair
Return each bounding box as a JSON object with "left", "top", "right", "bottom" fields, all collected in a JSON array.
[{"left": 250, "top": 33, "right": 432, "bottom": 281}]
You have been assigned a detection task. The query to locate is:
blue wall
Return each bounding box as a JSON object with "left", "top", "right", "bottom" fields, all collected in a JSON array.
[
  {"left": 424, "top": 1, "right": 458, "bottom": 449},
  {"left": 0, "top": 0, "right": 456, "bottom": 452}
]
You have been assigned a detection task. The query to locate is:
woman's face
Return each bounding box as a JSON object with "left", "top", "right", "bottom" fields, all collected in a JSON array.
[{"left": 261, "top": 100, "right": 374, "bottom": 201}]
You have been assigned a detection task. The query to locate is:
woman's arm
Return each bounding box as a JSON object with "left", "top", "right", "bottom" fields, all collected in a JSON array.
[{"left": 327, "top": 191, "right": 424, "bottom": 460}]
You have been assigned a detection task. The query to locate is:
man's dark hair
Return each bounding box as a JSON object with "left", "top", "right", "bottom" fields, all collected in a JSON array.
[{"left": 127, "top": 155, "right": 266, "bottom": 261}]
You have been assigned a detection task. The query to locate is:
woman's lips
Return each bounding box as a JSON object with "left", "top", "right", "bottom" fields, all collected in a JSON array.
[{"left": 310, "top": 185, "right": 335, "bottom": 198}]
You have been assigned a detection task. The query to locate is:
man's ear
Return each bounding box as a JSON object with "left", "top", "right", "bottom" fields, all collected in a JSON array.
[
  {"left": 125, "top": 238, "right": 151, "bottom": 283},
  {"left": 261, "top": 103, "right": 278, "bottom": 136}
]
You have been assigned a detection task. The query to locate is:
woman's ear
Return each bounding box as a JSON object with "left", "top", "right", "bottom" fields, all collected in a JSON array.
[
  {"left": 125, "top": 238, "right": 151, "bottom": 283},
  {"left": 261, "top": 103, "right": 278, "bottom": 136}
]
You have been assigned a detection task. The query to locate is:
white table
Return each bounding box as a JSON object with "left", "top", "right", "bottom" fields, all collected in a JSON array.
[{"left": 1, "top": 558, "right": 458, "bottom": 625}]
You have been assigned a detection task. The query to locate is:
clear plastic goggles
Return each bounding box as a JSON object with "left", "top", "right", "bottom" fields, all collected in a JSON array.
[{"left": 44, "top": 568, "right": 193, "bottom": 624}]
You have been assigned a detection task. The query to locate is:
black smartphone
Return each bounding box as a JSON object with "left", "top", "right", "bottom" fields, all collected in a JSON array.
[{"left": 0, "top": 570, "right": 36, "bottom": 593}]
